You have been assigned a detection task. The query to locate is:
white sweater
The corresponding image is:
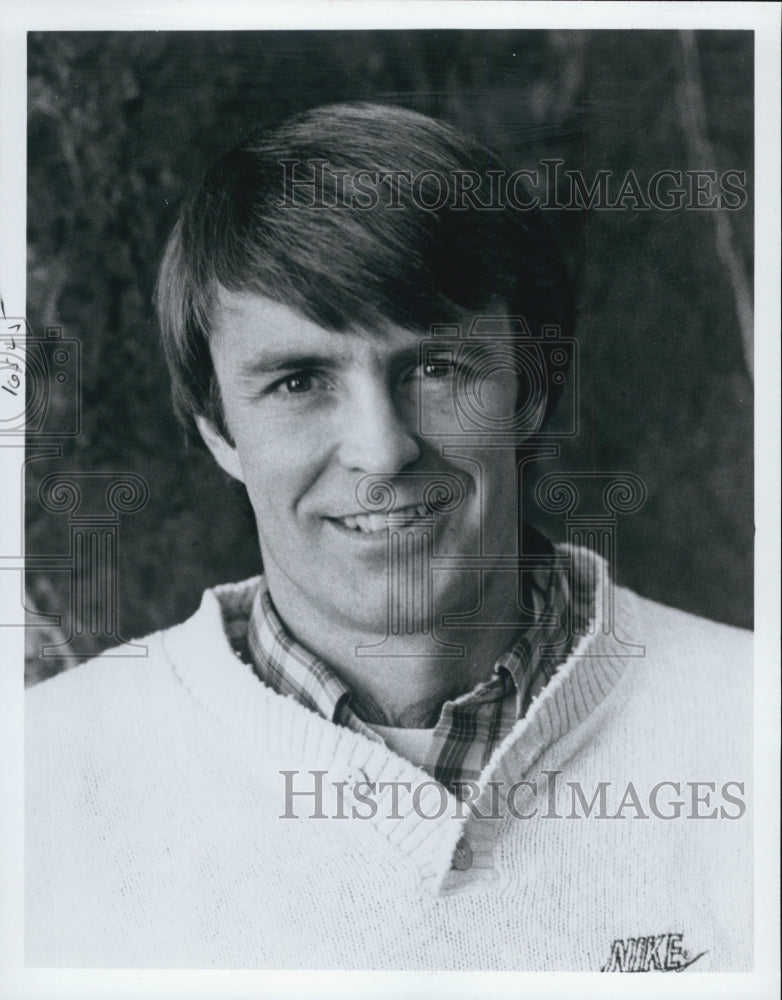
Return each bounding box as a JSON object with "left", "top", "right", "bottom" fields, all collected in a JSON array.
[{"left": 26, "top": 567, "right": 752, "bottom": 970}]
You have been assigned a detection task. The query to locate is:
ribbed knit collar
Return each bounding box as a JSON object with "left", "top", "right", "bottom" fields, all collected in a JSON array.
[{"left": 161, "top": 544, "right": 638, "bottom": 894}]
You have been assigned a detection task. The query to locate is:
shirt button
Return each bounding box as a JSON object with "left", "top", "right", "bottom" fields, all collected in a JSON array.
[{"left": 451, "top": 837, "right": 473, "bottom": 871}]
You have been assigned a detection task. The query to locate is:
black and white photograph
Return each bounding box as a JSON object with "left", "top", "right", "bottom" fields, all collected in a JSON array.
[{"left": 1, "top": 1, "right": 779, "bottom": 996}]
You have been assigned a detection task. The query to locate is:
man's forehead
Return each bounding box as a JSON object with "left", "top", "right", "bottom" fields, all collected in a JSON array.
[
  {"left": 212, "top": 287, "right": 517, "bottom": 353},
  {"left": 212, "top": 287, "right": 430, "bottom": 358}
]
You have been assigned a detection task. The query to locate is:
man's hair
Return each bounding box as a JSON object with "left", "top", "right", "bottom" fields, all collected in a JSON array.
[{"left": 155, "top": 102, "right": 573, "bottom": 443}]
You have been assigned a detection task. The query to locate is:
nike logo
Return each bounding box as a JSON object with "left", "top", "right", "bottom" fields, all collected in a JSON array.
[{"left": 601, "top": 932, "right": 707, "bottom": 972}]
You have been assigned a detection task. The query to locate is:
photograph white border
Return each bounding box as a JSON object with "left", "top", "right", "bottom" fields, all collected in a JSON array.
[{"left": 1, "top": 3, "right": 779, "bottom": 998}]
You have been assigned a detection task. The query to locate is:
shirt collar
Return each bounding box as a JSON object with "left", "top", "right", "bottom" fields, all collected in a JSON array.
[
  {"left": 244, "top": 528, "right": 572, "bottom": 729},
  {"left": 248, "top": 584, "right": 348, "bottom": 717}
]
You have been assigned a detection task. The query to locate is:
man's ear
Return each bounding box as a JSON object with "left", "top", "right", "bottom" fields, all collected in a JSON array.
[{"left": 195, "top": 415, "right": 245, "bottom": 483}]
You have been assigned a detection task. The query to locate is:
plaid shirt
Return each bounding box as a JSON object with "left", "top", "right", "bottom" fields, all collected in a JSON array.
[{"left": 224, "top": 530, "right": 589, "bottom": 798}]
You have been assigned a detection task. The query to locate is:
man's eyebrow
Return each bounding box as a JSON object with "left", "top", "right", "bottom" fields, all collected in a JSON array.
[
  {"left": 236, "top": 344, "right": 425, "bottom": 378},
  {"left": 236, "top": 352, "right": 342, "bottom": 378}
]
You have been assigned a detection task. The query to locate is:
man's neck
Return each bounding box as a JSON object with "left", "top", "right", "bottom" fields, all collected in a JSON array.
[{"left": 262, "top": 566, "right": 526, "bottom": 728}]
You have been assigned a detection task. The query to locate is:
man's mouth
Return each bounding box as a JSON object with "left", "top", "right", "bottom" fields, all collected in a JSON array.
[{"left": 329, "top": 503, "right": 430, "bottom": 534}]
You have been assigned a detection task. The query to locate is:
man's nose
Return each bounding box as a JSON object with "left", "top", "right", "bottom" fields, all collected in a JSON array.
[{"left": 336, "top": 382, "right": 421, "bottom": 474}]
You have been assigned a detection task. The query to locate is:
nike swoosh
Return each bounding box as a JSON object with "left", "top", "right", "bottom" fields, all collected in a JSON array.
[{"left": 675, "top": 951, "right": 707, "bottom": 971}]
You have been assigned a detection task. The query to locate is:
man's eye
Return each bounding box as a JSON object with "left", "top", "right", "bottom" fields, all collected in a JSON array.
[
  {"left": 422, "top": 362, "right": 454, "bottom": 379},
  {"left": 279, "top": 373, "right": 313, "bottom": 394}
]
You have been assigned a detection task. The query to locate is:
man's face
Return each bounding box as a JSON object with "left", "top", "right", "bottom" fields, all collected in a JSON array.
[{"left": 201, "top": 289, "right": 522, "bottom": 635}]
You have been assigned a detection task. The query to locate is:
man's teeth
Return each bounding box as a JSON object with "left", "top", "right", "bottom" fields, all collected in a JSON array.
[{"left": 337, "top": 504, "right": 429, "bottom": 533}]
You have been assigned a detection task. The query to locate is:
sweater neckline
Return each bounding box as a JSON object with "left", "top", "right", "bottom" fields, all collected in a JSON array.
[{"left": 160, "top": 544, "right": 638, "bottom": 893}]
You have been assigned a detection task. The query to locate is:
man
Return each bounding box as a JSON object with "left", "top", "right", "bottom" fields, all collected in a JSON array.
[{"left": 26, "top": 104, "right": 752, "bottom": 970}]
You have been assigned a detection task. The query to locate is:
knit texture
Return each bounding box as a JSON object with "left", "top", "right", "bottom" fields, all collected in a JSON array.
[{"left": 26, "top": 547, "right": 753, "bottom": 970}]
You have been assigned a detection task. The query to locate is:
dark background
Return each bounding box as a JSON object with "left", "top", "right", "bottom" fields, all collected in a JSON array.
[{"left": 25, "top": 30, "right": 754, "bottom": 684}]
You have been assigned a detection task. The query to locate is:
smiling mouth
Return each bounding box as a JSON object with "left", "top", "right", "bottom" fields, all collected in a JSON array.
[{"left": 329, "top": 503, "right": 431, "bottom": 534}]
